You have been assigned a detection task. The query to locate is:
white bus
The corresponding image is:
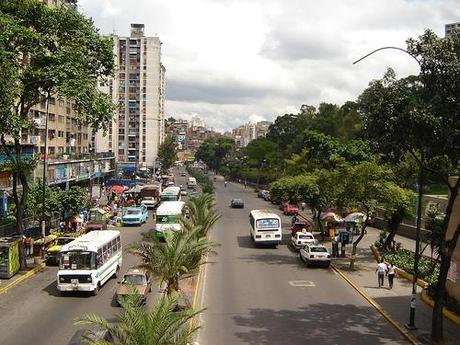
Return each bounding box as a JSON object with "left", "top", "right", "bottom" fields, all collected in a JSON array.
[
  {"left": 187, "top": 177, "right": 197, "bottom": 188},
  {"left": 249, "top": 210, "right": 282, "bottom": 247},
  {"left": 160, "top": 186, "right": 181, "bottom": 202},
  {"left": 155, "top": 201, "right": 186, "bottom": 240},
  {"left": 57, "top": 230, "right": 122, "bottom": 295}
]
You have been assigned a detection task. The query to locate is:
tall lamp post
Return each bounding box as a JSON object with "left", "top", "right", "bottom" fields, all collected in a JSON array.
[
  {"left": 353, "top": 47, "right": 424, "bottom": 330},
  {"left": 41, "top": 91, "right": 51, "bottom": 259}
]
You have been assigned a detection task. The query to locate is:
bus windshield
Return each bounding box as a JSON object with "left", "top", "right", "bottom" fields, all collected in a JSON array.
[
  {"left": 60, "top": 251, "right": 97, "bottom": 270},
  {"left": 157, "top": 215, "right": 178, "bottom": 224},
  {"left": 160, "top": 195, "right": 178, "bottom": 201}
]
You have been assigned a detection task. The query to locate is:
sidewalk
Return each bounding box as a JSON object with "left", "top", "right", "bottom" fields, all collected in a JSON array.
[
  {"left": 0, "top": 257, "right": 45, "bottom": 295},
  {"left": 331, "top": 226, "right": 460, "bottom": 344}
]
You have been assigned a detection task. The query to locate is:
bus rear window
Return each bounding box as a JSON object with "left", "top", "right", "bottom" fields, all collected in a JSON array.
[{"left": 256, "top": 218, "right": 279, "bottom": 228}]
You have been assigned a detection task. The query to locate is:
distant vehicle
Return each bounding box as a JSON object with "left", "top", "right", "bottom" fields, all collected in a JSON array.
[
  {"left": 299, "top": 244, "right": 331, "bottom": 267},
  {"left": 166, "top": 181, "right": 175, "bottom": 187},
  {"left": 290, "top": 231, "right": 317, "bottom": 250},
  {"left": 57, "top": 230, "right": 122, "bottom": 295},
  {"left": 85, "top": 208, "right": 108, "bottom": 231},
  {"left": 180, "top": 189, "right": 188, "bottom": 196},
  {"left": 283, "top": 203, "right": 299, "bottom": 215},
  {"left": 189, "top": 190, "right": 200, "bottom": 198},
  {"left": 263, "top": 192, "right": 271, "bottom": 201},
  {"left": 45, "top": 235, "right": 78, "bottom": 265},
  {"left": 257, "top": 190, "right": 269, "bottom": 198},
  {"left": 68, "top": 329, "right": 112, "bottom": 345},
  {"left": 155, "top": 201, "right": 186, "bottom": 240},
  {"left": 249, "top": 210, "right": 282, "bottom": 247},
  {"left": 140, "top": 196, "right": 158, "bottom": 209},
  {"left": 160, "top": 186, "right": 181, "bottom": 202},
  {"left": 122, "top": 205, "right": 148, "bottom": 226},
  {"left": 187, "top": 177, "right": 197, "bottom": 189},
  {"left": 116, "top": 267, "right": 152, "bottom": 305},
  {"left": 230, "top": 199, "right": 244, "bottom": 208},
  {"left": 291, "top": 221, "right": 313, "bottom": 236},
  {"left": 180, "top": 172, "right": 186, "bottom": 177}
]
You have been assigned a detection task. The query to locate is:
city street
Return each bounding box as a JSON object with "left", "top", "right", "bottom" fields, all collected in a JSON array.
[
  {"left": 199, "top": 179, "right": 408, "bottom": 345},
  {"left": 0, "top": 216, "right": 155, "bottom": 345}
]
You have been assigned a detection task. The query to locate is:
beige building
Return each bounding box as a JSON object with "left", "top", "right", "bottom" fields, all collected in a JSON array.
[
  {"left": 232, "top": 120, "right": 271, "bottom": 147},
  {"left": 94, "top": 24, "right": 165, "bottom": 167}
]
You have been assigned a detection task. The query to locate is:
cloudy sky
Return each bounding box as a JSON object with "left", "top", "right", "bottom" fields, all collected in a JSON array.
[{"left": 78, "top": 0, "right": 459, "bottom": 132}]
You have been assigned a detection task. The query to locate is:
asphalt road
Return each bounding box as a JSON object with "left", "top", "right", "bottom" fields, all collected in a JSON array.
[
  {"left": 199, "top": 178, "right": 408, "bottom": 345},
  {"left": 0, "top": 211, "right": 157, "bottom": 345}
]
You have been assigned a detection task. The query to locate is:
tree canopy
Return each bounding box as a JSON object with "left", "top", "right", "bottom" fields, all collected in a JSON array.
[{"left": 158, "top": 135, "right": 177, "bottom": 171}]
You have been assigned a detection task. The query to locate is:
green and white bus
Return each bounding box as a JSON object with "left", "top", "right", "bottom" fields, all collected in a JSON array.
[
  {"left": 57, "top": 230, "right": 122, "bottom": 295},
  {"left": 160, "top": 186, "right": 181, "bottom": 202},
  {"left": 155, "top": 201, "right": 186, "bottom": 240}
]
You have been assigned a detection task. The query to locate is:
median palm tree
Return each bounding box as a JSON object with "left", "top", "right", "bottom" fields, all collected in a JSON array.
[
  {"left": 130, "top": 227, "right": 217, "bottom": 295},
  {"left": 182, "top": 193, "right": 221, "bottom": 238},
  {"left": 75, "top": 293, "right": 202, "bottom": 345}
]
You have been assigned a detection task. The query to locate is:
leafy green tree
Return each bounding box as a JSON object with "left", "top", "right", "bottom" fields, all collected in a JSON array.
[
  {"left": 158, "top": 135, "right": 177, "bottom": 171},
  {"left": 26, "top": 181, "right": 63, "bottom": 223},
  {"left": 195, "top": 137, "right": 234, "bottom": 173},
  {"left": 0, "top": 0, "right": 115, "bottom": 240},
  {"left": 60, "top": 186, "right": 90, "bottom": 219},
  {"left": 182, "top": 194, "right": 220, "bottom": 238},
  {"left": 358, "top": 29, "right": 460, "bottom": 340},
  {"left": 129, "top": 228, "right": 216, "bottom": 295},
  {"left": 76, "top": 293, "right": 202, "bottom": 345}
]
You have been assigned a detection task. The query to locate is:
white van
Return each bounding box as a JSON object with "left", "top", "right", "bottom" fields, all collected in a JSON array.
[
  {"left": 187, "top": 177, "right": 197, "bottom": 189},
  {"left": 249, "top": 210, "right": 282, "bottom": 247}
]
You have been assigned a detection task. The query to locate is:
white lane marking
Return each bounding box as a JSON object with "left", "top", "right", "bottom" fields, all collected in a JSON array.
[{"left": 288, "top": 280, "right": 315, "bottom": 287}]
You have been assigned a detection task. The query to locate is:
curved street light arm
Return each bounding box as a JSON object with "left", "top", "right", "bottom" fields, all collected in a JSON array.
[{"left": 353, "top": 46, "right": 421, "bottom": 67}]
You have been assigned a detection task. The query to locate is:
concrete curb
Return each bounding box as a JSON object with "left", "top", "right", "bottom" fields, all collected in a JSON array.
[
  {"left": 420, "top": 289, "right": 460, "bottom": 326},
  {"left": 331, "top": 264, "right": 419, "bottom": 345},
  {"left": 0, "top": 261, "right": 46, "bottom": 295}
]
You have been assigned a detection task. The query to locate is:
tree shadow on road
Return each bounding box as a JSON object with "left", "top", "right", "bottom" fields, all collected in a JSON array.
[{"left": 233, "top": 303, "right": 406, "bottom": 345}]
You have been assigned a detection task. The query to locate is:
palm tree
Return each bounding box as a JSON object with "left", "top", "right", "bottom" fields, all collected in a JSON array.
[
  {"left": 130, "top": 228, "right": 217, "bottom": 295},
  {"left": 75, "top": 293, "right": 202, "bottom": 345},
  {"left": 182, "top": 194, "right": 221, "bottom": 238}
]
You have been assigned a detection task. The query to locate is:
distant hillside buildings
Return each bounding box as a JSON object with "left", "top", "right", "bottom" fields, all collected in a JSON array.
[{"left": 231, "top": 121, "right": 271, "bottom": 147}]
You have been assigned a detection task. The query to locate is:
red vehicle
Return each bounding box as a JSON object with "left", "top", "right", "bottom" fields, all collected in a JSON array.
[
  {"left": 291, "top": 221, "right": 312, "bottom": 236},
  {"left": 283, "top": 203, "right": 299, "bottom": 215}
]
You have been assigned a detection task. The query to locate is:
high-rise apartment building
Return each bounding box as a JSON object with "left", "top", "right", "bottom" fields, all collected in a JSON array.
[
  {"left": 95, "top": 24, "right": 165, "bottom": 167},
  {"left": 445, "top": 22, "right": 460, "bottom": 37}
]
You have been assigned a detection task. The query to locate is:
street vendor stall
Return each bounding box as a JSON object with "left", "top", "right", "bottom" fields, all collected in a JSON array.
[
  {"left": 33, "top": 234, "right": 58, "bottom": 257},
  {"left": 0, "top": 236, "right": 21, "bottom": 278}
]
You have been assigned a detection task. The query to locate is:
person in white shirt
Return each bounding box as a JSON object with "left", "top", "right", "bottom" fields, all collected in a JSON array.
[
  {"left": 387, "top": 263, "right": 396, "bottom": 289},
  {"left": 376, "top": 259, "right": 388, "bottom": 288}
]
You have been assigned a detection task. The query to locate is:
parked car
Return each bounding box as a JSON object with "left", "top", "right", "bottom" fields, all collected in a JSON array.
[
  {"left": 283, "top": 203, "right": 299, "bottom": 215},
  {"left": 140, "top": 196, "right": 158, "bottom": 209},
  {"left": 230, "top": 199, "right": 244, "bottom": 208},
  {"left": 299, "top": 244, "right": 331, "bottom": 267},
  {"left": 263, "top": 192, "right": 271, "bottom": 201},
  {"left": 290, "top": 231, "right": 317, "bottom": 250},
  {"left": 68, "top": 329, "right": 112, "bottom": 345},
  {"left": 180, "top": 186, "right": 188, "bottom": 196},
  {"left": 115, "top": 268, "right": 152, "bottom": 305},
  {"left": 291, "top": 221, "right": 313, "bottom": 236},
  {"left": 122, "top": 205, "right": 148, "bottom": 226},
  {"left": 257, "top": 190, "right": 269, "bottom": 198},
  {"left": 45, "top": 235, "right": 78, "bottom": 265},
  {"left": 180, "top": 172, "right": 186, "bottom": 177}
]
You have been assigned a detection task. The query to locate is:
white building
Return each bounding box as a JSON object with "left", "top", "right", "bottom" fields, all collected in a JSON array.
[
  {"left": 95, "top": 24, "right": 165, "bottom": 167},
  {"left": 445, "top": 22, "right": 460, "bottom": 37}
]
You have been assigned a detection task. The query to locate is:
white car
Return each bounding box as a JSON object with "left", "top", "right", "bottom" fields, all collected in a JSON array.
[
  {"left": 140, "top": 197, "right": 158, "bottom": 209},
  {"left": 180, "top": 189, "right": 188, "bottom": 196},
  {"left": 290, "top": 232, "right": 317, "bottom": 250},
  {"left": 299, "top": 244, "right": 331, "bottom": 267}
]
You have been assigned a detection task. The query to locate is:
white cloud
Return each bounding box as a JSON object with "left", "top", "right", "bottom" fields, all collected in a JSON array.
[{"left": 78, "top": 0, "right": 460, "bottom": 131}]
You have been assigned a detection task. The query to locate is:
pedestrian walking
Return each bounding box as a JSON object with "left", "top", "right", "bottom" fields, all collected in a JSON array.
[
  {"left": 244, "top": 180, "right": 247, "bottom": 189},
  {"left": 387, "top": 263, "right": 396, "bottom": 289},
  {"left": 376, "top": 259, "right": 388, "bottom": 288},
  {"left": 291, "top": 214, "right": 298, "bottom": 226},
  {"left": 301, "top": 201, "right": 306, "bottom": 211},
  {"left": 332, "top": 234, "right": 339, "bottom": 257}
]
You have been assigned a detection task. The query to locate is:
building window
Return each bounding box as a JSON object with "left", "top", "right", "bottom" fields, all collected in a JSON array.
[
  {"left": 58, "top": 130, "right": 64, "bottom": 138},
  {"left": 49, "top": 113, "right": 56, "bottom": 121}
]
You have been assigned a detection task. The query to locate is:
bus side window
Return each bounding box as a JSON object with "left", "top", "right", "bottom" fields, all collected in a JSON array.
[{"left": 97, "top": 249, "right": 103, "bottom": 267}]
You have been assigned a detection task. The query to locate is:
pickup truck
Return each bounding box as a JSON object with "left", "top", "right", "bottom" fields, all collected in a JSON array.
[{"left": 140, "top": 196, "right": 158, "bottom": 209}]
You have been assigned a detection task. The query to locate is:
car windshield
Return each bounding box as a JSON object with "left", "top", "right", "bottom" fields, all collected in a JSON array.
[
  {"left": 123, "top": 274, "right": 146, "bottom": 285},
  {"left": 299, "top": 234, "right": 313, "bottom": 239},
  {"left": 125, "top": 209, "right": 140, "bottom": 215},
  {"left": 56, "top": 238, "right": 74, "bottom": 246},
  {"left": 157, "top": 215, "right": 177, "bottom": 224},
  {"left": 310, "top": 247, "right": 327, "bottom": 253},
  {"left": 60, "top": 250, "right": 97, "bottom": 270}
]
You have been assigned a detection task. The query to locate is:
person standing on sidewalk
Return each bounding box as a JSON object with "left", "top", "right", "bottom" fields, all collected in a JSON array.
[
  {"left": 376, "top": 259, "right": 388, "bottom": 288},
  {"left": 387, "top": 263, "right": 396, "bottom": 289}
]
